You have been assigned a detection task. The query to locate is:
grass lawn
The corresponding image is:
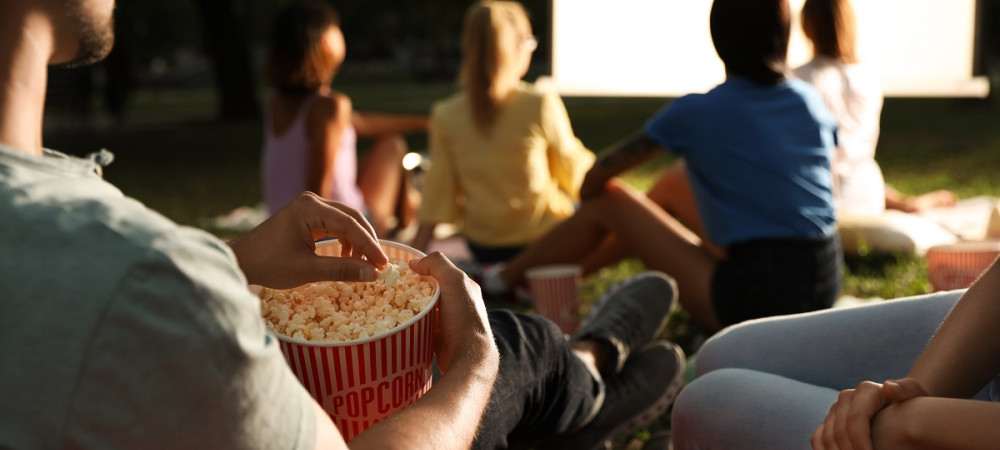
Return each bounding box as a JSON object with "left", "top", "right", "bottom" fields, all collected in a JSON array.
[{"left": 43, "top": 77, "right": 1000, "bottom": 448}]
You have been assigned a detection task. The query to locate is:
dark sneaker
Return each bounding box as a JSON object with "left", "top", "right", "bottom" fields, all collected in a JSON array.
[
  {"left": 545, "top": 341, "right": 686, "bottom": 450},
  {"left": 573, "top": 271, "right": 678, "bottom": 376}
]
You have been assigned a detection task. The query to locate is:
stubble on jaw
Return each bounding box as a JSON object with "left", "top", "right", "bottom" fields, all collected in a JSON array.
[{"left": 51, "top": 0, "right": 115, "bottom": 68}]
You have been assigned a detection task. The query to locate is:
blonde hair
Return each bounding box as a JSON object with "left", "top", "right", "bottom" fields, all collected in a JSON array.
[
  {"left": 459, "top": 1, "right": 532, "bottom": 134},
  {"left": 801, "top": 0, "right": 858, "bottom": 63}
]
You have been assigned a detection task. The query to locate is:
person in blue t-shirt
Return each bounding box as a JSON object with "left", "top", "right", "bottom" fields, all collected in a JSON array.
[{"left": 482, "top": 0, "right": 842, "bottom": 332}]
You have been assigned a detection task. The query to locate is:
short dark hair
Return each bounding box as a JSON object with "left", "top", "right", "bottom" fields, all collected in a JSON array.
[
  {"left": 710, "top": 0, "right": 790, "bottom": 85},
  {"left": 264, "top": 0, "right": 341, "bottom": 93}
]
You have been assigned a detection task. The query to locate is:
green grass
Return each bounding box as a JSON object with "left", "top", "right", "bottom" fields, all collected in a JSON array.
[
  {"left": 44, "top": 79, "right": 1000, "bottom": 337},
  {"left": 42, "top": 80, "right": 1000, "bottom": 448}
]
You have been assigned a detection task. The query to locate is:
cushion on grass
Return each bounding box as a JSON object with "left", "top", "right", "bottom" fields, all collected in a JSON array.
[{"left": 838, "top": 210, "right": 958, "bottom": 257}]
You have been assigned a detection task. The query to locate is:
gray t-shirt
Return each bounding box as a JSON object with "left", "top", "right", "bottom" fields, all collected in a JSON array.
[{"left": 0, "top": 144, "right": 315, "bottom": 449}]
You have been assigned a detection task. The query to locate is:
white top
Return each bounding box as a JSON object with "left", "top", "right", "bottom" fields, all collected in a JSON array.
[{"left": 794, "top": 57, "right": 886, "bottom": 216}]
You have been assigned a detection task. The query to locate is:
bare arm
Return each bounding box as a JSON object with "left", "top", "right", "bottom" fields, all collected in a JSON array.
[
  {"left": 352, "top": 111, "right": 428, "bottom": 138},
  {"left": 813, "top": 261, "right": 1000, "bottom": 450},
  {"left": 906, "top": 260, "right": 1000, "bottom": 398},
  {"left": 579, "top": 133, "right": 663, "bottom": 200},
  {"left": 306, "top": 95, "right": 353, "bottom": 197},
  {"left": 867, "top": 396, "right": 1000, "bottom": 449}
]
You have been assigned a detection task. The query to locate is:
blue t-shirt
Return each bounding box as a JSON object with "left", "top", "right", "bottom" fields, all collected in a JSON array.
[{"left": 643, "top": 76, "right": 838, "bottom": 247}]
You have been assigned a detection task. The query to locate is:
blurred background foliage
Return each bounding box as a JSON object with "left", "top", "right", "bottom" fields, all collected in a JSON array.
[{"left": 47, "top": 0, "right": 555, "bottom": 123}]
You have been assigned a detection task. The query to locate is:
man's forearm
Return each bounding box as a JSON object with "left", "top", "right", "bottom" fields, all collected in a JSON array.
[{"left": 348, "top": 338, "right": 499, "bottom": 450}]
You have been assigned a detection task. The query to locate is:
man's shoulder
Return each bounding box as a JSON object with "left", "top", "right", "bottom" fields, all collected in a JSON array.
[
  {"left": 3, "top": 171, "right": 242, "bottom": 303},
  {"left": 0, "top": 174, "right": 259, "bottom": 447}
]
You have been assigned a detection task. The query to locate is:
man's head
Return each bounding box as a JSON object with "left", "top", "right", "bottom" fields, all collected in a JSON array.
[
  {"left": 48, "top": 0, "right": 116, "bottom": 67},
  {"left": 710, "top": 0, "right": 790, "bottom": 85}
]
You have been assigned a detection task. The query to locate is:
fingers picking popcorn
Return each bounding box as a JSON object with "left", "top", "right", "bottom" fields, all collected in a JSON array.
[
  {"left": 376, "top": 262, "right": 402, "bottom": 287},
  {"left": 260, "top": 259, "right": 435, "bottom": 342}
]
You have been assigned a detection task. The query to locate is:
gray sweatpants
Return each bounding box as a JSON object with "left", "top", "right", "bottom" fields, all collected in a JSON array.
[{"left": 672, "top": 289, "right": 992, "bottom": 449}]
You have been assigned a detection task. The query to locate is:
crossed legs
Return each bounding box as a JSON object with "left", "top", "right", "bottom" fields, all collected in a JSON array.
[
  {"left": 672, "top": 290, "right": 980, "bottom": 449},
  {"left": 499, "top": 179, "right": 723, "bottom": 330},
  {"left": 574, "top": 161, "right": 723, "bottom": 283}
]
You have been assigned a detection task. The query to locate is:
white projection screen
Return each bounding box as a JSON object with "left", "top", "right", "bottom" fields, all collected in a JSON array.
[{"left": 548, "top": 0, "right": 989, "bottom": 97}]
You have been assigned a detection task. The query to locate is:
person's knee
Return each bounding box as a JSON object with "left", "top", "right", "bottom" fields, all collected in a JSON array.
[
  {"left": 672, "top": 368, "right": 751, "bottom": 447},
  {"left": 581, "top": 181, "right": 644, "bottom": 214},
  {"left": 693, "top": 322, "right": 759, "bottom": 377}
]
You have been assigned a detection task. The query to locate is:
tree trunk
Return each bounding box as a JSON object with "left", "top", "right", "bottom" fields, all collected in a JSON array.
[{"left": 193, "top": 0, "right": 260, "bottom": 121}]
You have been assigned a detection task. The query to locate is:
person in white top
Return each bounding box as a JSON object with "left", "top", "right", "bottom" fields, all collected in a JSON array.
[{"left": 793, "top": 0, "right": 956, "bottom": 216}]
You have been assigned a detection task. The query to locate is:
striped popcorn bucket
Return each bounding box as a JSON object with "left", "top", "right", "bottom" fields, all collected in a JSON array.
[
  {"left": 276, "top": 239, "right": 439, "bottom": 441},
  {"left": 526, "top": 264, "right": 582, "bottom": 335},
  {"left": 926, "top": 240, "right": 1000, "bottom": 291}
]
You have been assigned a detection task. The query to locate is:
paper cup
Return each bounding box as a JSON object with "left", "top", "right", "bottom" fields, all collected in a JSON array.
[
  {"left": 274, "top": 239, "right": 439, "bottom": 441},
  {"left": 526, "top": 264, "right": 582, "bottom": 335},
  {"left": 926, "top": 240, "right": 1000, "bottom": 291}
]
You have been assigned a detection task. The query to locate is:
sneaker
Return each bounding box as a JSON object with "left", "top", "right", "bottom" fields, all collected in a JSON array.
[
  {"left": 544, "top": 341, "right": 686, "bottom": 450},
  {"left": 573, "top": 271, "right": 678, "bottom": 376}
]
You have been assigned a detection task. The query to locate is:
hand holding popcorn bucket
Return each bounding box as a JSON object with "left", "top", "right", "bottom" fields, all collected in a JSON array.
[{"left": 258, "top": 240, "right": 440, "bottom": 441}]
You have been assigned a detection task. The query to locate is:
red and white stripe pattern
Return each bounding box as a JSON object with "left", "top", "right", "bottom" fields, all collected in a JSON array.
[
  {"left": 526, "top": 265, "right": 581, "bottom": 335},
  {"left": 278, "top": 239, "right": 437, "bottom": 441},
  {"left": 278, "top": 311, "right": 435, "bottom": 441},
  {"left": 927, "top": 242, "right": 1000, "bottom": 291}
]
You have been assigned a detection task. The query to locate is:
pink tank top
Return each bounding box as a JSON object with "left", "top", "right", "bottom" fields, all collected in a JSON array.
[{"left": 262, "top": 95, "right": 365, "bottom": 215}]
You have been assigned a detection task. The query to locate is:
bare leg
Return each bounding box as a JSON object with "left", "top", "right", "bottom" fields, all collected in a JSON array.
[
  {"left": 501, "top": 181, "right": 723, "bottom": 330},
  {"left": 577, "top": 161, "right": 723, "bottom": 275},
  {"left": 647, "top": 163, "right": 706, "bottom": 239},
  {"left": 358, "top": 134, "right": 419, "bottom": 235}
]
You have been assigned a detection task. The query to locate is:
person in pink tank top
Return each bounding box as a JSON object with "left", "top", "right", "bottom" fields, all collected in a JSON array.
[{"left": 262, "top": 0, "right": 427, "bottom": 236}]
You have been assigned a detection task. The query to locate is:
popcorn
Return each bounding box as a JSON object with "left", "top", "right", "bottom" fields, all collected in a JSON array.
[
  {"left": 377, "top": 262, "right": 401, "bottom": 287},
  {"left": 260, "top": 259, "right": 435, "bottom": 342}
]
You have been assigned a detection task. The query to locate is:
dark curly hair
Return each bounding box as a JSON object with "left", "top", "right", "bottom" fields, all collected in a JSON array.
[{"left": 264, "top": 0, "right": 342, "bottom": 93}]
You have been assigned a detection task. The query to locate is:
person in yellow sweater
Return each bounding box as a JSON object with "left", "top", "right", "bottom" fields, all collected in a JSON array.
[{"left": 411, "top": 0, "right": 595, "bottom": 264}]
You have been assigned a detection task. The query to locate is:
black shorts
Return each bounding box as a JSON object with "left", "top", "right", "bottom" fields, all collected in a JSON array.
[
  {"left": 467, "top": 241, "right": 527, "bottom": 264},
  {"left": 712, "top": 234, "right": 843, "bottom": 327}
]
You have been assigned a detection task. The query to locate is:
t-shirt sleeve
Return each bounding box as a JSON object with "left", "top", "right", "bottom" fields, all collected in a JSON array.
[
  {"left": 418, "top": 103, "right": 463, "bottom": 224},
  {"left": 642, "top": 96, "right": 697, "bottom": 157},
  {"left": 62, "top": 227, "right": 316, "bottom": 450},
  {"left": 540, "top": 91, "right": 595, "bottom": 202}
]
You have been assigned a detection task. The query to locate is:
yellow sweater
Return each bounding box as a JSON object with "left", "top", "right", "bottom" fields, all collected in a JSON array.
[{"left": 420, "top": 83, "right": 595, "bottom": 247}]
